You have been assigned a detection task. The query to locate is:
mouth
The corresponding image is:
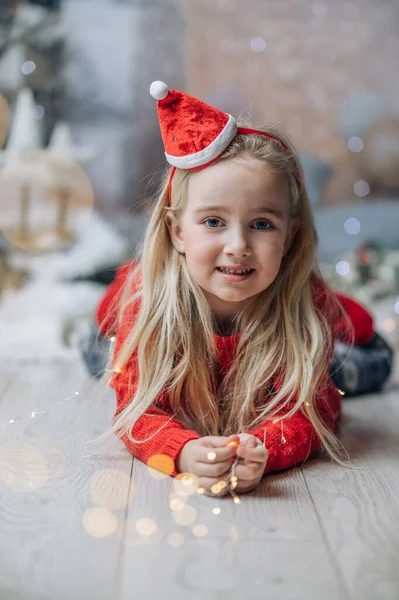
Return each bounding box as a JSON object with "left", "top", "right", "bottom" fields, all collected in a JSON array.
[{"left": 215, "top": 267, "right": 255, "bottom": 281}]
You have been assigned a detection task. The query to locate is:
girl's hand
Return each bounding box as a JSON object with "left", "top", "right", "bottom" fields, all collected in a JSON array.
[
  {"left": 176, "top": 434, "right": 240, "bottom": 496},
  {"left": 233, "top": 433, "right": 269, "bottom": 494}
]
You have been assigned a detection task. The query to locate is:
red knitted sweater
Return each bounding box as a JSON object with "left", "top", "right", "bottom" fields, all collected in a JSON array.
[{"left": 96, "top": 261, "right": 375, "bottom": 477}]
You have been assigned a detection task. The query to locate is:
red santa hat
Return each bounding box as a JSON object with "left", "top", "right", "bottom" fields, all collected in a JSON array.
[{"left": 150, "top": 80, "right": 238, "bottom": 170}]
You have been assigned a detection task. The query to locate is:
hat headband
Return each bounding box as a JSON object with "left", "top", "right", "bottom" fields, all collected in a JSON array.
[{"left": 148, "top": 81, "right": 301, "bottom": 206}]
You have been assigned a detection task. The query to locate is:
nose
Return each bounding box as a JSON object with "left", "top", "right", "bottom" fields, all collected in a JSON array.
[{"left": 224, "top": 226, "right": 251, "bottom": 255}]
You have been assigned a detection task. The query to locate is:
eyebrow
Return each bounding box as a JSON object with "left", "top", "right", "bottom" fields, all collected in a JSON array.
[{"left": 193, "top": 205, "right": 285, "bottom": 220}]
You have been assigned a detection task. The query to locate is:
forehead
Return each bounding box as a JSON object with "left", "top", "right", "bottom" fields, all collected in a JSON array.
[{"left": 186, "top": 157, "right": 288, "bottom": 219}]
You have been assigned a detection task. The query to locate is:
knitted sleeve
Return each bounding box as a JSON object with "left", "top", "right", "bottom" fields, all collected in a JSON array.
[
  {"left": 110, "top": 299, "right": 200, "bottom": 477},
  {"left": 247, "top": 373, "right": 342, "bottom": 475}
]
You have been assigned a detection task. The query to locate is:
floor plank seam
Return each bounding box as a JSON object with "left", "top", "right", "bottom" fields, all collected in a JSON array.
[
  {"left": 112, "top": 456, "right": 135, "bottom": 600},
  {"left": 301, "top": 467, "right": 354, "bottom": 600}
]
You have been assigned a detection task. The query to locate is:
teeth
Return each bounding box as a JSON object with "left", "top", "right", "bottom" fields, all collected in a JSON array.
[{"left": 219, "top": 267, "right": 252, "bottom": 275}]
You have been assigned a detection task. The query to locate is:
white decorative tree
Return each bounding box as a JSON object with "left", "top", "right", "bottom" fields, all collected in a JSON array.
[{"left": 0, "top": 87, "right": 44, "bottom": 239}]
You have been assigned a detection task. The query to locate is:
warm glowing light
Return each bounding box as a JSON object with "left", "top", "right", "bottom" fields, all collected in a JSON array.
[
  {"left": 147, "top": 454, "right": 175, "bottom": 479},
  {"left": 90, "top": 469, "right": 134, "bottom": 510},
  {"left": 170, "top": 498, "right": 185, "bottom": 512},
  {"left": 167, "top": 532, "right": 185, "bottom": 547},
  {"left": 172, "top": 504, "right": 197, "bottom": 526},
  {"left": 192, "top": 524, "right": 208, "bottom": 537},
  {"left": 173, "top": 473, "right": 199, "bottom": 497},
  {"left": 212, "top": 507, "right": 221, "bottom": 515},
  {"left": 136, "top": 518, "right": 157, "bottom": 536},
  {"left": 233, "top": 497, "right": 241, "bottom": 504},
  {"left": 82, "top": 507, "right": 118, "bottom": 538},
  {"left": 337, "top": 389, "right": 345, "bottom": 396},
  {"left": 114, "top": 367, "right": 123, "bottom": 374},
  {"left": 207, "top": 452, "right": 216, "bottom": 461},
  {"left": 211, "top": 480, "right": 228, "bottom": 495},
  {"left": 382, "top": 319, "right": 396, "bottom": 333},
  {"left": 197, "top": 487, "right": 206, "bottom": 495},
  {"left": 228, "top": 441, "right": 238, "bottom": 447}
]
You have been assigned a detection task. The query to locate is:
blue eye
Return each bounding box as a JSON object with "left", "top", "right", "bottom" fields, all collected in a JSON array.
[{"left": 203, "top": 218, "right": 274, "bottom": 231}]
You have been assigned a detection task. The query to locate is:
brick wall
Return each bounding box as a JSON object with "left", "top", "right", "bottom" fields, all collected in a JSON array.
[{"left": 183, "top": 0, "right": 399, "bottom": 162}]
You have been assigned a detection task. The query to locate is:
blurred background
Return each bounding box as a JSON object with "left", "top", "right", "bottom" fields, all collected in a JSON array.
[{"left": 0, "top": 0, "right": 398, "bottom": 362}]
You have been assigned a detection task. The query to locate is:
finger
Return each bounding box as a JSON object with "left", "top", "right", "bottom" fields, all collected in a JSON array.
[
  {"left": 237, "top": 445, "right": 269, "bottom": 464},
  {"left": 234, "top": 463, "right": 263, "bottom": 482},
  {"left": 198, "top": 444, "right": 237, "bottom": 465},
  {"left": 202, "top": 435, "right": 239, "bottom": 448},
  {"left": 195, "top": 458, "right": 235, "bottom": 478}
]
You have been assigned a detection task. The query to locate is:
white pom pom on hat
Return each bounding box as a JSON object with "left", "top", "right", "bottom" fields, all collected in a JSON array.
[{"left": 150, "top": 81, "right": 169, "bottom": 101}]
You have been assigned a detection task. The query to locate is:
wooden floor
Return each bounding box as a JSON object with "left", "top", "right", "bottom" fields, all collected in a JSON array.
[{"left": 0, "top": 353, "right": 398, "bottom": 600}]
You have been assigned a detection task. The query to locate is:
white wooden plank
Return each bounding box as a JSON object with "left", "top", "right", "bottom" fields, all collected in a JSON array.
[
  {"left": 302, "top": 355, "right": 399, "bottom": 600},
  {"left": 0, "top": 360, "right": 133, "bottom": 600},
  {"left": 117, "top": 537, "right": 348, "bottom": 600}
]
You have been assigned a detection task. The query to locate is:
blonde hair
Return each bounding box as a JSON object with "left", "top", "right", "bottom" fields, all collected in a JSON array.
[{"left": 92, "top": 121, "right": 357, "bottom": 470}]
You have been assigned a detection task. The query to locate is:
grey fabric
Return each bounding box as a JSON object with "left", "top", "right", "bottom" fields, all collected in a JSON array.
[{"left": 329, "top": 332, "right": 394, "bottom": 396}]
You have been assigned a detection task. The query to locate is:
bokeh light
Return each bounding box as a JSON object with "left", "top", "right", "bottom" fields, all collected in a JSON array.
[
  {"left": 0, "top": 442, "right": 49, "bottom": 492},
  {"left": 212, "top": 507, "right": 221, "bottom": 515},
  {"left": 354, "top": 180, "right": 370, "bottom": 197},
  {"left": 147, "top": 454, "right": 175, "bottom": 479},
  {"left": 348, "top": 136, "right": 364, "bottom": 152},
  {"left": 21, "top": 61, "right": 36, "bottom": 75},
  {"left": 90, "top": 468, "right": 134, "bottom": 510},
  {"left": 394, "top": 300, "right": 399, "bottom": 315},
  {"left": 136, "top": 518, "right": 157, "bottom": 537},
  {"left": 82, "top": 507, "right": 118, "bottom": 538},
  {"left": 167, "top": 532, "right": 185, "bottom": 547},
  {"left": 173, "top": 473, "right": 199, "bottom": 497},
  {"left": 170, "top": 497, "right": 186, "bottom": 512},
  {"left": 344, "top": 217, "right": 361, "bottom": 235},
  {"left": 382, "top": 319, "right": 396, "bottom": 333},
  {"left": 250, "top": 37, "right": 267, "bottom": 52},
  {"left": 172, "top": 503, "right": 197, "bottom": 526},
  {"left": 192, "top": 524, "right": 208, "bottom": 537},
  {"left": 335, "top": 261, "right": 351, "bottom": 276}
]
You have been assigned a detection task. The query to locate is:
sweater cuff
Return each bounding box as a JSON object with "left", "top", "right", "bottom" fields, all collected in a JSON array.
[{"left": 159, "top": 430, "right": 202, "bottom": 477}]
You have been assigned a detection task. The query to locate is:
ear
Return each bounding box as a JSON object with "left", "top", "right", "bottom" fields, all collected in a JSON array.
[
  {"left": 164, "top": 211, "right": 185, "bottom": 254},
  {"left": 283, "top": 220, "right": 298, "bottom": 257}
]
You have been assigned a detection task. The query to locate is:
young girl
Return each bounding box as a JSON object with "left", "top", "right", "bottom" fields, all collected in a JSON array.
[{"left": 95, "top": 81, "right": 389, "bottom": 497}]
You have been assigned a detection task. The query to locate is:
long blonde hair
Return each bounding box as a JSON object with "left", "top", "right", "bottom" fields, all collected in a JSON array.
[{"left": 92, "top": 121, "right": 356, "bottom": 469}]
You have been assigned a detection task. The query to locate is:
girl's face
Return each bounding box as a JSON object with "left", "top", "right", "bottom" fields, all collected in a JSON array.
[{"left": 166, "top": 155, "right": 297, "bottom": 327}]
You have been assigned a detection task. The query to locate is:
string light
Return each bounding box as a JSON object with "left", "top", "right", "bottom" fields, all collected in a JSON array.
[{"left": 0, "top": 336, "right": 347, "bottom": 507}]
